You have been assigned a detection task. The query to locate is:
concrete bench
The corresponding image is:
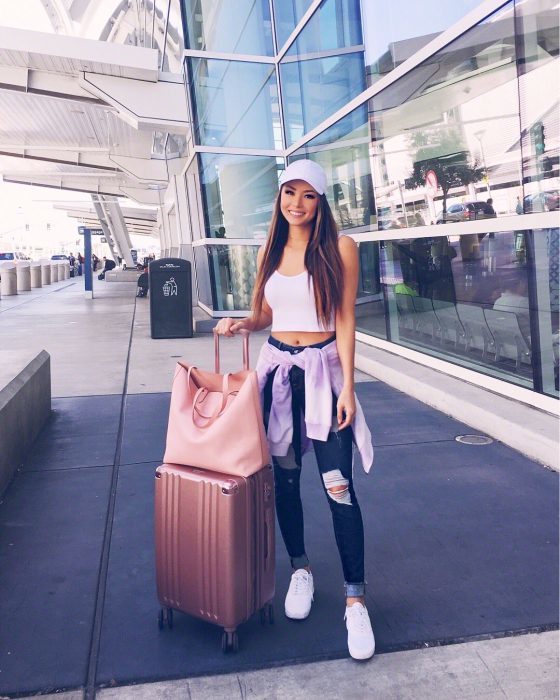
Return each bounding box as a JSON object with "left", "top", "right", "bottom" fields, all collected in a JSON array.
[{"left": 0, "top": 351, "right": 51, "bottom": 496}]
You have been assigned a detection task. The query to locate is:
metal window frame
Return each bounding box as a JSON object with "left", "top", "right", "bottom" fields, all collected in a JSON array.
[{"left": 285, "top": 0, "right": 513, "bottom": 156}]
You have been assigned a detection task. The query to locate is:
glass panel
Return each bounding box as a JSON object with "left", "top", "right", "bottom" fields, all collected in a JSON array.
[
  {"left": 199, "top": 153, "right": 282, "bottom": 239},
  {"left": 285, "top": 0, "right": 363, "bottom": 56},
  {"left": 280, "top": 52, "right": 366, "bottom": 145},
  {"left": 196, "top": 244, "right": 260, "bottom": 311},
  {"left": 516, "top": 0, "right": 560, "bottom": 212},
  {"left": 290, "top": 108, "right": 375, "bottom": 231},
  {"left": 193, "top": 245, "right": 213, "bottom": 307},
  {"left": 182, "top": 0, "right": 273, "bottom": 55},
  {"left": 188, "top": 58, "right": 280, "bottom": 149},
  {"left": 530, "top": 227, "right": 559, "bottom": 397},
  {"left": 272, "top": 0, "right": 314, "bottom": 50},
  {"left": 355, "top": 241, "right": 386, "bottom": 339},
  {"left": 363, "top": 227, "right": 559, "bottom": 396},
  {"left": 370, "top": 2, "right": 521, "bottom": 229},
  {"left": 361, "top": 0, "right": 481, "bottom": 84}
]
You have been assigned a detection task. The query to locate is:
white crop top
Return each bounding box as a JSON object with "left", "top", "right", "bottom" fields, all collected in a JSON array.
[{"left": 264, "top": 270, "right": 335, "bottom": 332}]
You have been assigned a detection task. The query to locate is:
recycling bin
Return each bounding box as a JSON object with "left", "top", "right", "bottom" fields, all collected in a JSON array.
[{"left": 149, "top": 258, "right": 193, "bottom": 339}]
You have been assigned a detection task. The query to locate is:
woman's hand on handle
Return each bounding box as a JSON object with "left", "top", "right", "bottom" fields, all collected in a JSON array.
[{"left": 214, "top": 317, "right": 251, "bottom": 337}]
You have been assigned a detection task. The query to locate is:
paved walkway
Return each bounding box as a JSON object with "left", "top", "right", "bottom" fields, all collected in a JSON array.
[{"left": 0, "top": 273, "right": 558, "bottom": 699}]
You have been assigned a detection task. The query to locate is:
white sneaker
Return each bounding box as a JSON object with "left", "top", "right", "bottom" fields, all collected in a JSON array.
[
  {"left": 345, "top": 602, "right": 375, "bottom": 660},
  {"left": 284, "top": 569, "right": 314, "bottom": 620}
]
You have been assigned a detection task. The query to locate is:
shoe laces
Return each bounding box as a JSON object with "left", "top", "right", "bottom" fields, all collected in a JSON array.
[
  {"left": 345, "top": 603, "right": 371, "bottom": 633},
  {"left": 291, "top": 570, "right": 311, "bottom": 595}
]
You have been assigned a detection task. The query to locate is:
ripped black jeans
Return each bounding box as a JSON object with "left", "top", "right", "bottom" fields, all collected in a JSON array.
[{"left": 264, "top": 336, "right": 365, "bottom": 598}]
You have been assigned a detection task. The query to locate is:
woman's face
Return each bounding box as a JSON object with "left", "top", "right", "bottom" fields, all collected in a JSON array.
[{"left": 280, "top": 179, "right": 319, "bottom": 228}]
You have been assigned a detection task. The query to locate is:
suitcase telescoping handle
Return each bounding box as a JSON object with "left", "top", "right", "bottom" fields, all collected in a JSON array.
[{"left": 213, "top": 328, "right": 250, "bottom": 374}]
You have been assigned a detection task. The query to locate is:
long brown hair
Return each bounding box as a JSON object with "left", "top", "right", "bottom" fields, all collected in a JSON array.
[{"left": 251, "top": 189, "right": 344, "bottom": 327}]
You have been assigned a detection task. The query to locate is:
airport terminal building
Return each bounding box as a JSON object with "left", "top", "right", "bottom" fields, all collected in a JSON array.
[{"left": 0, "top": 0, "right": 558, "bottom": 405}]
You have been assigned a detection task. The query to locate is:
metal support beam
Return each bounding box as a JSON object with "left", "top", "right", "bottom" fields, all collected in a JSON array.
[{"left": 98, "top": 195, "right": 134, "bottom": 268}]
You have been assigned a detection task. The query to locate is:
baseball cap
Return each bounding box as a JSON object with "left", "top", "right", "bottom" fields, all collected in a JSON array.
[{"left": 279, "top": 159, "right": 327, "bottom": 196}]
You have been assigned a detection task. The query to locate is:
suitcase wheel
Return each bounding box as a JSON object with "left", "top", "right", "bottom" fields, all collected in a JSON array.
[
  {"left": 260, "top": 602, "right": 274, "bottom": 626},
  {"left": 158, "top": 607, "right": 174, "bottom": 630},
  {"left": 221, "top": 630, "right": 239, "bottom": 653}
]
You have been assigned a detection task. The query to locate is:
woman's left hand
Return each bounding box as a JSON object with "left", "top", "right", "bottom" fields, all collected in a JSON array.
[{"left": 336, "top": 386, "right": 356, "bottom": 430}]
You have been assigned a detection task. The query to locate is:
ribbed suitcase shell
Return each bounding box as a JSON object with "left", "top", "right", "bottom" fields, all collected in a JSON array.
[{"left": 154, "top": 463, "right": 275, "bottom": 633}]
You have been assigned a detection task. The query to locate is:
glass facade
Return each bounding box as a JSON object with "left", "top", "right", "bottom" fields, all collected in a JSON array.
[
  {"left": 272, "top": 0, "right": 314, "bottom": 49},
  {"left": 194, "top": 243, "right": 260, "bottom": 311},
  {"left": 199, "top": 153, "right": 282, "bottom": 239},
  {"left": 182, "top": 0, "right": 274, "bottom": 55},
  {"left": 358, "top": 226, "right": 559, "bottom": 397},
  {"left": 180, "top": 0, "right": 559, "bottom": 399},
  {"left": 188, "top": 58, "right": 280, "bottom": 149}
]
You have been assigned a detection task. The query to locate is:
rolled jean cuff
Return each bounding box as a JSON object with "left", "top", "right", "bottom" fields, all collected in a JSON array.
[
  {"left": 291, "top": 554, "right": 309, "bottom": 570},
  {"left": 345, "top": 582, "right": 365, "bottom": 597}
]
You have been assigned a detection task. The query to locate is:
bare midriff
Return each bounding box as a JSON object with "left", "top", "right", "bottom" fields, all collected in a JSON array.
[{"left": 270, "top": 330, "right": 335, "bottom": 347}]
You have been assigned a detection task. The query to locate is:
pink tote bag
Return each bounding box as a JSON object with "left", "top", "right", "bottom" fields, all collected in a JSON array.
[{"left": 163, "top": 331, "right": 270, "bottom": 476}]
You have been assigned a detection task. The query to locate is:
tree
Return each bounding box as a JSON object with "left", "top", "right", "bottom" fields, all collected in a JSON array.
[{"left": 405, "top": 126, "right": 485, "bottom": 214}]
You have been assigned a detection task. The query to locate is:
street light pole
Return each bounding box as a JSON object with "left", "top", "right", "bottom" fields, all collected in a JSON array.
[{"left": 474, "top": 130, "right": 491, "bottom": 196}]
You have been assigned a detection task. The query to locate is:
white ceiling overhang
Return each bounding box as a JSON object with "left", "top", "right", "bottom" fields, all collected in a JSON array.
[{"left": 0, "top": 25, "right": 190, "bottom": 212}]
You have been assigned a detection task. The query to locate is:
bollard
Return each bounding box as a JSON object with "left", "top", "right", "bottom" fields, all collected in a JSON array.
[
  {"left": 15, "top": 261, "right": 31, "bottom": 292},
  {"left": 50, "top": 262, "right": 59, "bottom": 283},
  {"left": 57, "top": 262, "right": 66, "bottom": 280},
  {"left": 30, "top": 262, "right": 42, "bottom": 288},
  {"left": 0, "top": 262, "right": 18, "bottom": 296},
  {"left": 40, "top": 260, "right": 51, "bottom": 285}
]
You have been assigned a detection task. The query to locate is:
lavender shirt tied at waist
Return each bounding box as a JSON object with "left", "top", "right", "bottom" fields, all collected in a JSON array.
[{"left": 255, "top": 340, "right": 374, "bottom": 473}]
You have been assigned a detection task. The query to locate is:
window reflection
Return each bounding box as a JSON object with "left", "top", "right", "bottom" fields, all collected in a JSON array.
[
  {"left": 516, "top": 0, "right": 560, "bottom": 209},
  {"left": 182, "top": 0, "right": 273, "bottom": 55},
  {"left": 290, "top": 109, "right": 375, "bottom": 231},
  {"left": 199, "top": 154, "right": 281, "bottom": 239},
  {"left": 187, "top": 58, "right": 280, "bottom": 149},
  {"left": 272, "top": 0, "right": 314, "bottom": 50},
  {"left": 196, "top": 244, "right": 260, "bottom": 311},
  {"left": 280, "top": 52, "right": 366, "bottom": 145},
  {"left": 370, "top": 228, "right": 559, "bottom": 397},
  {"left": 285, "top": 0, "right": 363, "bottom": 56},
  {"left": 361, "top": 0, "right": 481, "bottom": 84},
  {"left": 370, "top": 2, "right": 523, "bottom": 228}
]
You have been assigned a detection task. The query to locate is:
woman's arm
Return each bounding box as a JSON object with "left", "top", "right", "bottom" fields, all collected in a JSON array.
[
  {"left": 215, "top": 246, "right": 272, "bottom": 335},
  {"left": 335, "top": 235, "right": 359, "bottom": 429}
]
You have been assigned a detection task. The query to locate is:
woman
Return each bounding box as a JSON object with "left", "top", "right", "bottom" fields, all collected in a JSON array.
[{"left": 215, "top": 160, "right": 374, "bottom": 660}]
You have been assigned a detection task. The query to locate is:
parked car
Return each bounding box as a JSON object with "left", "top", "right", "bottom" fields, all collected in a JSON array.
[
  {"left": 523, "top": 190, "right": 559, "bottom": 213},
  {"left": 0, "top": 251, "right": 31, "bottom": 261},
  {"left": 51, "top": 254, "right": 69, "bottom": 260},
  {"left": 436, "top": 201, "right": 497, "bottom": 223}
]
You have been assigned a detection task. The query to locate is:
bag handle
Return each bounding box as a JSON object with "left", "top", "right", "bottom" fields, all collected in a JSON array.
[
  {"left": 213, "top": 328, "right": 250, "bottom": 374},
  {"left": 192, "top": 373, "right": 233, "bottom": 427}
]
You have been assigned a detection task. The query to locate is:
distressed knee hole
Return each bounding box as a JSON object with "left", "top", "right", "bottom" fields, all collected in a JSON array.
[{"left": 322, "top": 469, "right": 352, "bottom": 505}]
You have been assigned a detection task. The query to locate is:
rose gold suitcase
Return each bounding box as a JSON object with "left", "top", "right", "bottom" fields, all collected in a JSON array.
[{"left": 155, "top": 463, "right": 275, "bottom": 651}]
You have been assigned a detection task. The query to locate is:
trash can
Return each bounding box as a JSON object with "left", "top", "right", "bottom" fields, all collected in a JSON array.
[
  {"left": 149, "top": 258, "right": 193, "bottom": 339},
  {"left": 30, "top": 262, "right": 42, "bottom": 288},
  {"left": 15, "top": 260, "right": 31, "bottom": 291},
  {"left": 0, "top": 262, "right": 17, "bottom": 296}
]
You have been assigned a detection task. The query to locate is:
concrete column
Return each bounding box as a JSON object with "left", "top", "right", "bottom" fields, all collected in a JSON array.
[
  {"left": 0, "top": 263, "right": 17, "bottom": 296},
  {"left": 30, "top": 263, "right": 42, "bottom": 288},
  {"left": 15, "top": 261, "right": 31, "bottom": 291},
  {"left": 40, "top": 261, "right": 51, "bottom": 285}
]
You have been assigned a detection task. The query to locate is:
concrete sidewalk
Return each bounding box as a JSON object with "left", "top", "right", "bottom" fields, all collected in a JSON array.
[{"left": 1, "top": 273, "right": 558, "bottom": 699}]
